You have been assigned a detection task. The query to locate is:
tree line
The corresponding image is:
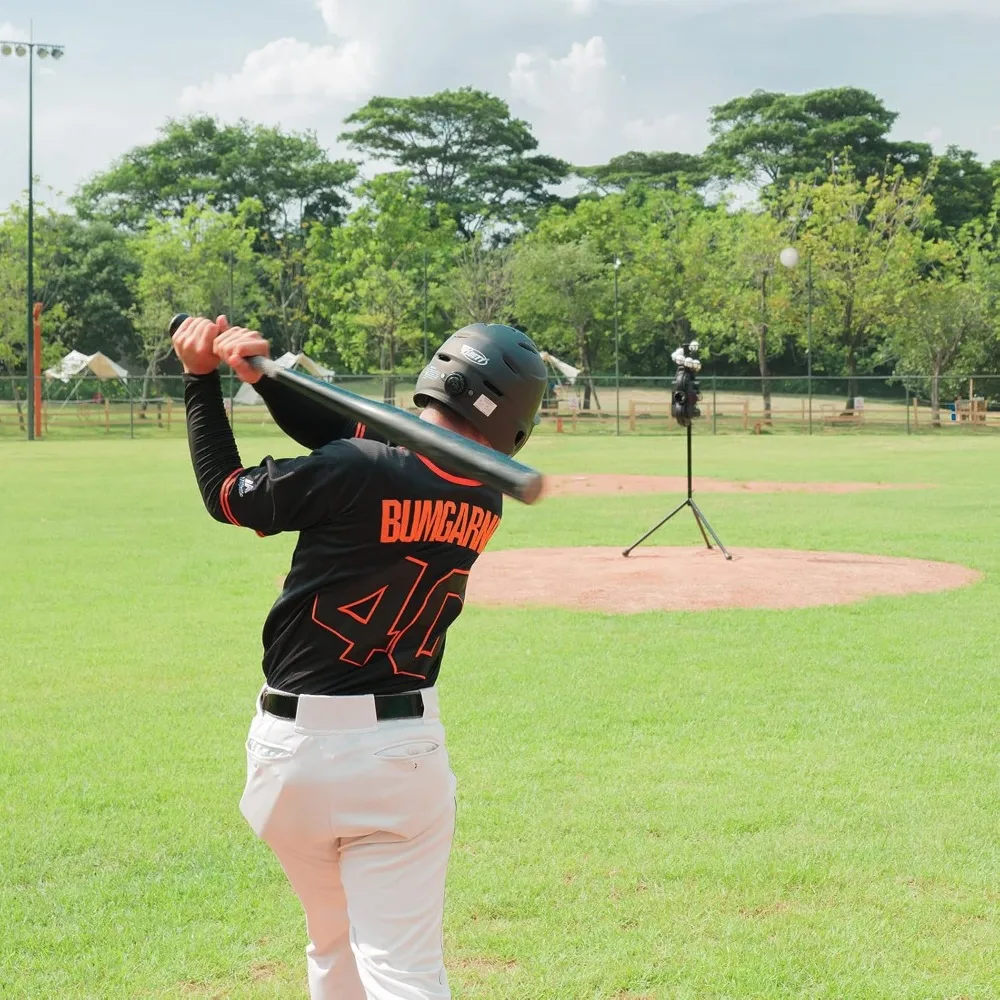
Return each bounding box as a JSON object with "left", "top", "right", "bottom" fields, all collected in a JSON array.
[{"left": 1, "top": 85, "right": 999, "bottom": 422}]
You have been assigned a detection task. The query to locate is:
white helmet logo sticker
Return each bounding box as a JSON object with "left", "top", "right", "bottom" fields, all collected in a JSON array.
[{"left": 461, "top": 345, "right": 489, "bottom": 366}]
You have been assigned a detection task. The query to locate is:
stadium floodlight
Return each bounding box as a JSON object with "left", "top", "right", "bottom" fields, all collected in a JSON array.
[{"left": 0, "top": 36, "right": 67, "bottom": 441}]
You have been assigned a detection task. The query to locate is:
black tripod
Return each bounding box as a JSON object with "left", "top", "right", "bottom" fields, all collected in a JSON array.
[{"left": 623, "top": 422, "right": 732, "bottom": 560}]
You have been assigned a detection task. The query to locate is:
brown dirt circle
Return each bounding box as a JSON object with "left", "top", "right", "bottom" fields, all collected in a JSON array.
[
  {"left": 542, "top": 474, "right": 935, "bottom": 497},
  {"left": 465, "top": 547, "right": 981, "bottom": 614}
]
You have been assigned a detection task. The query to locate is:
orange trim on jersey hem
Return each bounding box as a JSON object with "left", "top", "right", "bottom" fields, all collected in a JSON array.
[{"left": 415, "top": 453, "right": 481, "bottom": 487}]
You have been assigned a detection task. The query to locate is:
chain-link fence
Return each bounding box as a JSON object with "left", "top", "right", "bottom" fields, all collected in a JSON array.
[{"left": 1, "top": 372, "right": 998, "bottom": 440}]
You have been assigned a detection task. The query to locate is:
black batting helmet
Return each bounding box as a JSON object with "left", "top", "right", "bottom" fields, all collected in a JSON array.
[{"left": 413, "top": 324, "right": 548, "bottom": 456}]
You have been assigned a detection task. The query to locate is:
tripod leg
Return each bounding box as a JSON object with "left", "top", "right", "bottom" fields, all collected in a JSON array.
[
  {"left": 690, "top": 504, "right": 712, "bottom": 550},
  {"left": 622, "top": 499, "right": 689, "bottom": 557},
  {"left": 690, "top": 499, "right": 733, "bottom": 560}
]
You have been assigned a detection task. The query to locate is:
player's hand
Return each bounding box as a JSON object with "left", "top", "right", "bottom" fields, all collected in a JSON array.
[
  {"left": 172, "top": 315, "right": 226, "bottom": 375},
  {"left": 213, "top": 324, "right": 270, "bottom": 385}
]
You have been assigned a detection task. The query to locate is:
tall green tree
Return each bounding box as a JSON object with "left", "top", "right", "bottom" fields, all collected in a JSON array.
[
  {"left": 306, "top": 173, "right": 456, "bottom": 386},
  {"left": 339, "top": 88, "right": 568, "bottom": 238},
  {"left": 130, "top": 201, "right": 261, "bottom": 405},
  {"left": 681, "top": 205, "right": 793, "bottom": 421},
  {"left": 576, "top": 151, "right": 711, "bottom": 195},
  {"left": 0, "top": 201, "right": 69, "bottom": 375},
  {"left": 888, "top": 230, "right": 998, "bottom": 423},
  {"left": 707, "top": 88, "right": 931, "bottom": 190},
  {"left": 513, "top": 238, "right": 609, "bottom": 410},
  {"left": 39, "top": 217, "right": 142, "bottom": 365},
  {"left": 926, "top": 146, "right": 1000, "bottom": 233},
  {"left": 785, "top": 164, "right": 935, "bottom": 407},
  {"left": 443, "top": 234, "right": 516, "bottom": 328},
  {"left": 74, "top": 116, "right": 356, "bottom": 235}
]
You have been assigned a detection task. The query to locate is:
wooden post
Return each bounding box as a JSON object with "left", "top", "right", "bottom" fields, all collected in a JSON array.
[
  {"left": 104, "top": 398, "right": 111, "bottom": 433},
  {"left": 801, "top": 398, "right": 806, "bottom": 427},
  {"left": 742, "top": 400, "right": 749, "bottom": 431},
  {"left": 556, "top": 416, "right": 563, "bottom": 434},
  {"left": 913, "top": 397, "right": 919, "bottom": 428},
  {"left": 628, "top": 398, "right": 636, "bottom": 433},
  {"left": 167, "top": 397, "right": 173, "bottom": 431}
]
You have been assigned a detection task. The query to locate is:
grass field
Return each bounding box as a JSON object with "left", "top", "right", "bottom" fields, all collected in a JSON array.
[{"left": 2, "top": 431, "right": 999, "bottom": 999}]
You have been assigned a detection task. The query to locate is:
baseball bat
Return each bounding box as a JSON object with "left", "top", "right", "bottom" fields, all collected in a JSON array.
[{"left": 169, "top": 314, "right": 545, "bottom": 505}]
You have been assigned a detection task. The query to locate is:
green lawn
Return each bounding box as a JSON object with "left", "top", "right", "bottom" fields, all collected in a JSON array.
[{"left": 2, "top": 432, "right": 998, "bottom": 999}]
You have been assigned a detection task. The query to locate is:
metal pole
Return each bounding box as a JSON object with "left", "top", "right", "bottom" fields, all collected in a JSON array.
[
  {"left": 613, "top": 260, "right": 620, "bottom": 436},
  {"left": 807, "top": 254, "right": 813, "bottom": 436},
  {"left": 26, "top": 42, "right": 35, "bottom": 441},
  {"left": 712, "top": 376, "right": 717, "bottom": 435}
]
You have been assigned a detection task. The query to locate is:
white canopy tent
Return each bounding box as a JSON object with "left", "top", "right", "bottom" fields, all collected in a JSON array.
[
  {"left": 44, "top": 350, "right": 131, "bottom": 408},
  {"left": 45, "top": 350, "right": 129, "bottom": 384},
  {"left": 234, "top": 352, "right": 335, "bottom": 405},
  {"left": 539, "top": 350, "right": 580, "bottom": 385}
]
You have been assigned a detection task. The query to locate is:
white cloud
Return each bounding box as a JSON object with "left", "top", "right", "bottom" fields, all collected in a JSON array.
[
  {"left": 179, "top": 36, "right": 378, "bottom": 117},
  {"left": 510, "top": 36, "right": 613, "bottom": 112},
  {"left": 510, "top": 36, "right": 629, "bottom": 163},
  {"left": 923, "top": 126, "right": 944, "bottom": 145},
  {"left": 0, "top": 22, "right": 28, "bottom": 41},
  {"left": 621, "top": 113, "right": 706, "bottom": 153},
  {"left": 547, "top": 0, "right": 1000, "bottom": 13}
]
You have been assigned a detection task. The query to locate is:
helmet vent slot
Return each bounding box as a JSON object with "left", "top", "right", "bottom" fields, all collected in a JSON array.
[
  {"left": 518, "top": 341, "right": 539, "bottom": 354},
  {"left": 437, "top": 353, "right": 452, "bottom": 362},
  {"left": 502, "top": 354, "right": 518, "bottom": 374},
  {"left": 482, "top": 380, "right": 504, "bottom": 397}
]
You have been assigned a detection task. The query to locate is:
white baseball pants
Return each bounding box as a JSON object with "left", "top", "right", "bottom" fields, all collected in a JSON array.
[{"left": 238, "top": 687, "right": 457, "bottom": 1000}]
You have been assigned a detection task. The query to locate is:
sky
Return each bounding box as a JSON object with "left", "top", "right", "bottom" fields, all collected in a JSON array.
[{"left": 1, "top": 0, "right": 999, "bottom": 211}]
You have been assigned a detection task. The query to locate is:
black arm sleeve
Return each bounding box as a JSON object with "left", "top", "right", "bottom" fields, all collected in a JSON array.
[
  {"left": 252, "top": 375, "right": 362, "bottom": 450},
  {"left": 183, "top": 370, "right": 243, "bottom": 524}
]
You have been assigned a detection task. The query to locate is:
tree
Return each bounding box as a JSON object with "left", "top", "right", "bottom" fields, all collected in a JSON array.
[
  {"left": 130, "top": 202, "right": 261, "bottom": 408},
  {"left": 513, "top": 238, "right": 608, "bottom": 410},
  {"left": 74, "top": 116, "right": 356, "bottom": 235},
  {"left": 0, "top": 201, "right": 69, "bottom": 375},
  {"left": 39, "top": 217, "right": 142, "bottom": 365},
  {"left": 339, "top": 88, "right": 568, "bottom": 238},
  {"left": 576, "top": 151, "right": 712, "bottom": 194},
  {"left": 306, "top": 173, "right": 456, "bottom": 383},
  {"left": 888, "top": 232, "right": 998, "bottom": 424},
  {"left": 927, "top": 146, "right": 1000, "bottom": 233},
  {"left": 681, "top": 205, "right": 793, "bottom": 421},
  {"left": 707, "top": 88, "right": 931, "bottom": 191},
  {"left": 784, "top": 163, "right": 935, "bottom": 408},
  {"left": 443, "top": 234, "right": 516, "bottom": 327}
]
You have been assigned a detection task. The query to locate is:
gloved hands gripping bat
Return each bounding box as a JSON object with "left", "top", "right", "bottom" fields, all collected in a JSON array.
[{"left": 169, "top": 313, "right": 546, "bottom": 505}]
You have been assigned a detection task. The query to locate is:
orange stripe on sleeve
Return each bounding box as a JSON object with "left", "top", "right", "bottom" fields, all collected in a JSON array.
[{"left": 219, "top": 469, "right": 244, "bottom": 526}]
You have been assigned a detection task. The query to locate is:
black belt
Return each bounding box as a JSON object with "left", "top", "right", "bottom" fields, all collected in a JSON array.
[{"left": 260, "top": 689, "right": 425, "bottom": 722}]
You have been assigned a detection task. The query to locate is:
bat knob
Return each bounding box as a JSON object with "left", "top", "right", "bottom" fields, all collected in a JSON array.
[{"left": 168, "top": 313, "right": 190, "bottom": 336}]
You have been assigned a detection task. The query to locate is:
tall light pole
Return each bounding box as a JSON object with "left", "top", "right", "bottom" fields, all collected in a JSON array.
[
  {"left": 613, "top": 256, "right": 621, "bottom": 436},
  {"left": 780, "top": 246, "right": 813, "bottom": 435},
  {"left": 1, "top": 34, "right": 66, "bottom": 441}
]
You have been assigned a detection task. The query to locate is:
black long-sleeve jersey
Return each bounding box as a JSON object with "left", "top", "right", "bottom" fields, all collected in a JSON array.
[{"left": 183, "top": 370, "right": 503, "bottom": 696}]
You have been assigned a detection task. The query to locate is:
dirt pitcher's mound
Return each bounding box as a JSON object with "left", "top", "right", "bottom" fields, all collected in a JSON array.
[
  {"left": 466, "top": 547, "right": 980, "bottom": 613},
  {"left": 543, "top": 475, "right": 934, "bottom": 497}
]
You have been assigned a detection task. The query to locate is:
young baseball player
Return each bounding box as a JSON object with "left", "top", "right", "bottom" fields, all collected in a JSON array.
[{"left": 172, "top": 315, "right": 547, "bottom": 1000}]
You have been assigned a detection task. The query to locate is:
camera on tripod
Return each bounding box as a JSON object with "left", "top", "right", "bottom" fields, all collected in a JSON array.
[{"left": 671, "top": 340, "right": 702, "bottom": 427}]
